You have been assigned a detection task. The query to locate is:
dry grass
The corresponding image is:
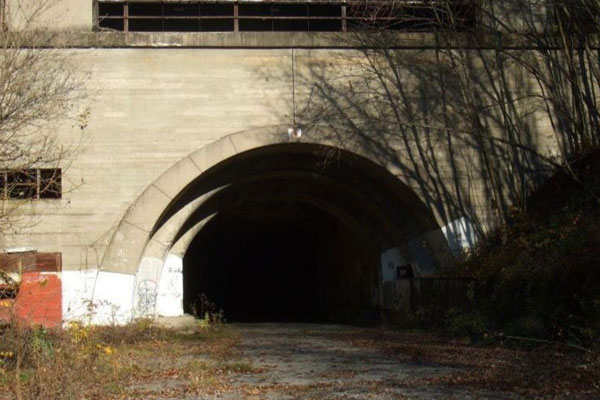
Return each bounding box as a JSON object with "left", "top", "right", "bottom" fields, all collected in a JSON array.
[{"left": 0, "top": 319, "right": 245, "bottom": 400}]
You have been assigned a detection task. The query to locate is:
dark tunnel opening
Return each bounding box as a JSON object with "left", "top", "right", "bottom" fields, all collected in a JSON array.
[
  {"left": 158, "top": 143, "right": 450, "bottom": 325},
  {"left": 183, "top": 200, "right": 376, "bottom": 323}
]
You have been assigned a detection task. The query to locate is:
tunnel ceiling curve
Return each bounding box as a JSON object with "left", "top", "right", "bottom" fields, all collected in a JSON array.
[{"left": 149, "top": 143, "right": 450, "bottom": 275}]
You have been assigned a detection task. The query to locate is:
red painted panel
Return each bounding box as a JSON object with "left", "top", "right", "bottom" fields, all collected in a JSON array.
[
  {"left": 0, "top": 252, "right": 63, "bottom": 327},
  {"left": 13, "top": 272, "right": 62, "bottom": 328}
]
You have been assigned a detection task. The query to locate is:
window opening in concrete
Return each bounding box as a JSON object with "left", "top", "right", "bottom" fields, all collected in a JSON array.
[
  {"left": 308, "top": 4, "right": 343, "bottom": 32},
  {"left": 238, "top": 3, "right": 272, "bottom": 32},
  {"left": 0, "top": 168, "right": 61, "bottom": 199},
  {"left": 200, "top": 3, "right": 235, "bottom": 32},
  {"left": 98, "top": 2, "right": 125, "bottom": 30},
  {"left": 273, "top": 3, "right": 309, "bottom": 32},
  {"left": 347, "top": 1, "right": 476, "bottom": 31},
  {"left": 553, "top": 1, "right": 598, "bottom": 33},
  {"left": 38, "top": 169, "right": 62, "bottom": 199},
  {"left": 163, "top": 3, "right": 200, "bottom": 31},
  {"left": 129, "top": 3, "right": 163, "bottom": 31},
  {"left": 97, "top": 1, "right": 476, "bottom": 33}
]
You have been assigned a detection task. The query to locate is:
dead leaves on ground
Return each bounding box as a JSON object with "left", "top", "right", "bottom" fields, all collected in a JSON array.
[{"left": 338, "top": 329, "right": 600, "bottom": 399}]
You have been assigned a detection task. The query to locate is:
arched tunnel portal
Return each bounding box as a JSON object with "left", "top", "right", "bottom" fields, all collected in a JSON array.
[{"left": 150, "top": 143, "right": 449, "bottom": 323}]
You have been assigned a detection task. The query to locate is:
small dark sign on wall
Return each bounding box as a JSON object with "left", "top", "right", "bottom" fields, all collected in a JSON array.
[{"left": 396, "top": 264, "right": 414, "bottom": 280}]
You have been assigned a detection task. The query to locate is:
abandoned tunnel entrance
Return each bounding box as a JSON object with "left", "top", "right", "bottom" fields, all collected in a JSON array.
[
  {"left": 155, "top": 143, "right": 445, "bottom": 323},
  {"left": 183, "top": 200, "right": 372, "bottom": 322}
]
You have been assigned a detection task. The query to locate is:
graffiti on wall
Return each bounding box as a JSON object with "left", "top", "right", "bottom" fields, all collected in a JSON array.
[{"left": 136, "top": 279, "right": 157, "bottom": 317}]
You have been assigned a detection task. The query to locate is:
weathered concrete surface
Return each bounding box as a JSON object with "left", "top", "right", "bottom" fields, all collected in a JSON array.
[
  {"left": 153, "top": 314, "right": 196, "bottom": 330},
  {"left": 0, "top": 48, "right": 293, "bottom": 274},
  {"left": 230, "top": 323, "right": 468, "bottom": 399},
  {"left": 0, "top": 2, "right": 569, "bottom": 324},
  {"left": 0, "top": 45, "right": 553, "bottom": 323},
  {"left": 153, "top": 324, "right": 520, "bottom": 399},
  {"left": 0, "top": 46, "right": 476, "bottom": 321}
]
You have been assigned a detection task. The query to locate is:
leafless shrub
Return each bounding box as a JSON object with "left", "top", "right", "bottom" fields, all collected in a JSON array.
[
  {"left": 298, "top": 0, "right": 600, "bottom": 236},
  {"left": 0, "top": 0, "right": 88, "bottom": 232}
]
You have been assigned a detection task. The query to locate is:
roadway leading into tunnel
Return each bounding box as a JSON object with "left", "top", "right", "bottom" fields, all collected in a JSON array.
[
  {"left": 224, "top": 324, "right": 513, "bottom": 399},
  {"left": 227, "top": 323, "right": 463, "bottom": 399},
  {"left": 127, "top": 323, "right": 515, "bottom": 399}
]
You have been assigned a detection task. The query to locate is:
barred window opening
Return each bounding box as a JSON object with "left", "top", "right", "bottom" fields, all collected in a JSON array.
[
  {"left": 96, "top": 1, "right": 476, "bottom": 33},
  {"left": 0, "top": 169, "right": 62, "bottom": 200}
]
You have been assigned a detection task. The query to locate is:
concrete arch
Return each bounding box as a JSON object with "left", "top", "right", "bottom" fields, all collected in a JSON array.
[
  {"left": 91, "top": 127, "right": 455, "bottom": 323},
  {"left": 171, "top": 172, "right": 404, "bottom": 247},
  {"left": 101, "top": 126, "right": 306, "bottom": 275},
  {"left": 101, "top": 126, "right": 446, "bottom": 275}
]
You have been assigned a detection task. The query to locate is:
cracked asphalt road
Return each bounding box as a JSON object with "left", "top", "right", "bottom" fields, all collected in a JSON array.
[{"left": 211, "top": 323, "right": 516, "bottom": 400}]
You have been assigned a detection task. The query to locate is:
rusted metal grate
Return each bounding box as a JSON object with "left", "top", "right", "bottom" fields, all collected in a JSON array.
[{"left": 0, "top": 252, "right": 62, "bottom": 274}]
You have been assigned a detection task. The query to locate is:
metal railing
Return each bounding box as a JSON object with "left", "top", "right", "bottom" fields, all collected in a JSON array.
[{"left": 96, "top": 1, "right": 476, "bottom": 33}]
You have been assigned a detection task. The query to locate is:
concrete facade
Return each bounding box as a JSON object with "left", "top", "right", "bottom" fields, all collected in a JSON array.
[{"left": 0, "top": 1, "right": 560, "bottom": 324}]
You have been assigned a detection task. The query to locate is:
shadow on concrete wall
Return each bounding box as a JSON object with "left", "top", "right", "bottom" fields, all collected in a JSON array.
[
  {"left": 264, "top": 44, "right": 584, "bottom": 246},
  {"left": 271, "top": 2, "right": 600, "bottom": 244}
]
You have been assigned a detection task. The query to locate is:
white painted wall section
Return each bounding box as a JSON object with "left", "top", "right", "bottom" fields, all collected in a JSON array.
[
  {"left": 90, "top": 271, "right": 135, "bottom": 325},
  {"left": 133, "top": 257, "right": 163, "bottom": 318},
  {"left": 61, "top": 269, "right": 98, "bottom": 324},
  {"left": 441, "top": 217, "right": 477, "bottom": 256},
  {"left": 155, "top": 253, "right": 184, "bottom": 317},
  {"left": 380, "top": 247, "right": 407, "bottom": 282}
]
